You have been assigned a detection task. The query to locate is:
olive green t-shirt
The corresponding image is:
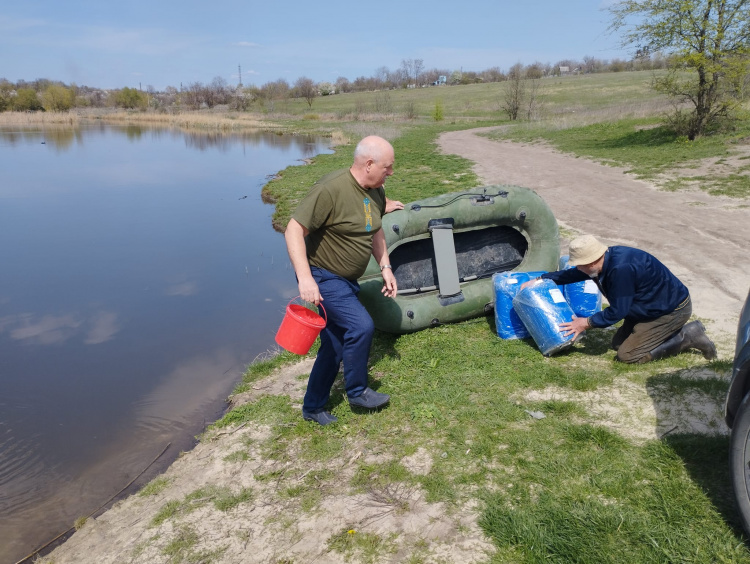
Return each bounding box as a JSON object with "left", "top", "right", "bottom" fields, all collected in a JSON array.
[{"left": 292, "top": 169, "right": 385, "bottom": 280}]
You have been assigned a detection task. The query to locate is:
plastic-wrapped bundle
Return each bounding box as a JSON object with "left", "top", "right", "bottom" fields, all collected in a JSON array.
[
  {"left": 493, "top": 271, "right": 547, "bottom": 339},
  {"left": 558, "top": 254, "right": 602, "bottom": 318},
  {"left": 513, "top": 279, "right": 576, "bottom": 356}
]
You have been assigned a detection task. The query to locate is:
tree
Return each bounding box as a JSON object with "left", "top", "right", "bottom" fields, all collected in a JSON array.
[
  {"left": 335, "top": 76, "right": 351, "bottom": 93},
  {"left": 502, "top": 64, "right": 526, "bottom": 120},
  {"left": 41, "top": 84, "right": 75, "bottom": 111},
  {"left": 400, "top": 58, "right": 424, "bottom": 87},
  {"left": 318, "top": 81, "right": 335, "bottom": 95},
  {"left": 209, "top": 76, "right": 230, "bottom": 107},
  {"left": 13, "top": 88, "right": 44, "bottom": 111},
  {"left": 261, "top": 79, "right": 290, "bottom": 103},
  {"left": 609, "top": 0, "right": 750, "bottom": 139},
  {"left": 294, "top": 77, "right": 317, "bottom": 108},
  {"left": 0, "top": 79, "right": 13, "bottom": 111},
  {"left": 111, "top": 87, "right": 147, "bottom": 109}
]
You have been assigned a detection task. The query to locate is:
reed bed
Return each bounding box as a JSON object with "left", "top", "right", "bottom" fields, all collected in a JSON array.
[
  {"left": 0, "top": 109, "right": 282, "bottom": 132},
  {"left": 0, "top": 111, "right": 80, "bottom": 126},
  {"left": 86, "top": 110, "right": 278, "bottom": 131}
]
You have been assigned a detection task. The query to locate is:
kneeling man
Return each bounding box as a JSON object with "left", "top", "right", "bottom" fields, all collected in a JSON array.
[{"left": 523, "top": 234, "right": 716, "bottom": 364}]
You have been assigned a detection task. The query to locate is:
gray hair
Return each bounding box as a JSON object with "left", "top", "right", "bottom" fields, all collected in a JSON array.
[{"left": 353, "top": 135, "right": 391, "bottom": 163}]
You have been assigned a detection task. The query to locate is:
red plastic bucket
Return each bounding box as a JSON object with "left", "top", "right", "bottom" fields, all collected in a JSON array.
[{"left": 275, "top": 298, "right": 327, "bottom": 355}]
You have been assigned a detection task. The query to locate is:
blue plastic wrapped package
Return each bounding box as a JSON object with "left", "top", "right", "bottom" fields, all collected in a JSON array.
[
  {"left": 492, "top": 271, "right": 547, "bottom": 339},
  {"left": 558, "top": 254, "right": 602, "bottom": 318},
  {"left": 512, "top": 279, "right": 576, "bottom": 356}
]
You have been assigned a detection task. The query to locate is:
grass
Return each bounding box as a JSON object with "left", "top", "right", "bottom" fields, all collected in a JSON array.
[
  {"left": 326, "top": 528, "right": 398, "bottom": 564},
  {"left": 150, "top": 485, "right": 254, "bottom": 527},
  {"left": 215, "top": 315, "right": 746, "bottom": 562},
  {"left": 138, "top": 476, "right": 173, "bottom": 497}
]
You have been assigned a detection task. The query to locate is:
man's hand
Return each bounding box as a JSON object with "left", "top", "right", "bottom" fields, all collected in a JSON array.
[
  {"left": 381, "top": 268, "right": 398, "bottom": 298},
  {"left": 297, "top": 275, "right": 322, "bottom": 306},
  {"left": 520, "top": 278, "right": 541, "bottom": 291},
  {"left": 385, "top": 198, "right": 404, "bottom": 213},
  {"left": 559, "top": 316, "right": 590, "bottom": 339}
]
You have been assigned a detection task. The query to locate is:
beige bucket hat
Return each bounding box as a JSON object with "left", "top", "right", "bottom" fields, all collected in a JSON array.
[{"left": 568, "top": 234, "right": 608, "bottom": 266}]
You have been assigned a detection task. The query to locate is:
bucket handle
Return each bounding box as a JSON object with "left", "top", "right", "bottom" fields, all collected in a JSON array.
[{"left": 290, "top": 296, "right": 327, "bottom": 326}]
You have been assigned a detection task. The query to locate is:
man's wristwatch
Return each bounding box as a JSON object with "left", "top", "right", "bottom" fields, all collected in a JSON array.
[{"left": 380, "top": 264, "right": 392, "bottom": 271}]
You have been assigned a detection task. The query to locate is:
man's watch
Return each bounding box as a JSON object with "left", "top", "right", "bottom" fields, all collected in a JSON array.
[{"left": 380, "top": 264, "right": 392, "bottom": 271}]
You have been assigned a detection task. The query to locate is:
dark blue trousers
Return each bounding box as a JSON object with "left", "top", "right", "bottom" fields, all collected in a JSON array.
[{"left": 303, "top": 267, "right": 375, "bottom": 412}]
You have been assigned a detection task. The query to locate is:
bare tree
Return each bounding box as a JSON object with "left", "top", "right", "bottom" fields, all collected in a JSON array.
[
  {"left": 503, "top": 64, "right": 526, "bottom": 120},
  {"left": 375, "top": 66, "right": 390, "bottom": 89},
  {"left": 209, "top": 76, "right": 230, "bottom": 106},
  {"left": 526, "top": 78, "right": 542, "bottom": 120},
  {"left": 400, "top": 58, "right": 424, "bottom": 87},
  {"left": 413, "top": 59, "right": 424, "bottom": 87},
  {"left": 335, "top": 76, "right": 351, "bottom": 93},
  {"left": 294, "top": 76, "right": 317, "bottom": 108}
]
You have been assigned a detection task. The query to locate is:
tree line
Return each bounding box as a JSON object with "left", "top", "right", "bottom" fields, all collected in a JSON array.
[
  {"left": 4, "top": 0, "right": 750, "bottom": 141},
  {"left": 0, "top": 54, "right": 667, "bottom": 114}
]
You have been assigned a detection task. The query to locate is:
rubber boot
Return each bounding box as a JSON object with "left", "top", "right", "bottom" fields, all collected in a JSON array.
[
  {"left": 639, "top": 330, "right": 684, "bottom": 363},
  {"left": 640, "top": 320, "right": 717, "bottom": 363},
  {"left": 680, "top": 320, "right": 717, "bottom": 360}
]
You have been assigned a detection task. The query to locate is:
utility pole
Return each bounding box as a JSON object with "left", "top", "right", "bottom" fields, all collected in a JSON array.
[{"left": 238, "top": 64, "right": 242, "bottom": 87}]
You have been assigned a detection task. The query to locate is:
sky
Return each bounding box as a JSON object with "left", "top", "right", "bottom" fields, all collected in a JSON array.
[{"left": 1, "top": 0, "right": 629, "bottom": 91}]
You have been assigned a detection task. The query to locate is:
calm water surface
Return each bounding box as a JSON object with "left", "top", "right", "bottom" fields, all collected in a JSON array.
[{"left": 0, "top": 125, "right": 331, "bottom": 562}]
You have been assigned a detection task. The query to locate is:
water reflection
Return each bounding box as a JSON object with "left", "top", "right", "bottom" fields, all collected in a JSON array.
[
  {"left": 0, "top": 124, "right": 327, "bottom": 158},
  {"left": 0, "top": 123, "right": 331, "bottom": 563}
]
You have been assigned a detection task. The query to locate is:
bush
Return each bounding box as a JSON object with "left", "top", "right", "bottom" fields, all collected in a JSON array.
[
  {"left": 13, "top": 88, "right": 44, "bottom": 111},
  {"left": 433, "top": 99, "right": 444, "bottom": 121},
  {"left": 41, "top": 85, "right": 75, "bottom": 111},
  {"left": 111, "top": 87, "right": 147, "bottom": 110}
]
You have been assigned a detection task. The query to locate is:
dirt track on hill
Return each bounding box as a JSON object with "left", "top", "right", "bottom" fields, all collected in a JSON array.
[{"left": 438, "top": 127, "right": 750, "bottom": 352}]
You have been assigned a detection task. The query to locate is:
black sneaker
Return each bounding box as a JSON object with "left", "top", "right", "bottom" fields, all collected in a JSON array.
[
  {"left": 302, "top": 409, "right": 338, "bottom": 425},
  {"left": 348, "top": 387, "right": 390, "bottom": 409}
]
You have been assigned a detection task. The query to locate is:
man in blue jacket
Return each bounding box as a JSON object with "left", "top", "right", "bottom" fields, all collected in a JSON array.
[{"left": 525, "top": 234, "right": 717, "bottom": 364}]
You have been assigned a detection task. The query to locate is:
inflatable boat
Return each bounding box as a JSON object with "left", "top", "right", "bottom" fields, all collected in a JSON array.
[{"left": 358, "top": 185, "right": 560, "bottom": 333}]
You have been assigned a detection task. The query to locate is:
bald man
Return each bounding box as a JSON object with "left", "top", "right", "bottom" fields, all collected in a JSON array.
[{"left": 284, "top": 136, "right": 398, "bottom": 425}]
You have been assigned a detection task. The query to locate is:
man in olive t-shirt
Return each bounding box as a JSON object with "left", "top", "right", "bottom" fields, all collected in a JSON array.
[{"left": 284, "top": 136, "right": 398, "bottom": 425}]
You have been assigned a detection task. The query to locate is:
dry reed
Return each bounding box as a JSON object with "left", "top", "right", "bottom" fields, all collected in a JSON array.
[
  {"left": 0, "top": 109, "right": 281, "bottom": 132},
  {"left": 0, "top": 111, "right": 80, "bottom": 126}
]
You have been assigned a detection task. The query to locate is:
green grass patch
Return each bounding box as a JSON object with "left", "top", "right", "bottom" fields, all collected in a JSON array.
[
  {"left": 138, "top": 476, "right": 172, "bottom": 497},
  {"left": 161, "top": 524, "right": 227, "bottom": 563},
  {"left": 326, "top": 528, "right": 398, "bottom": 564},
  {"left": 150, "top": 485, "right": 254, "bottom": 528}
]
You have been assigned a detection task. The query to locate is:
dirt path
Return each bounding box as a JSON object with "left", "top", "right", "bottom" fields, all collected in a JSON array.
[{"left": 439, "top": 127, "right": 750, "bottom": 350}]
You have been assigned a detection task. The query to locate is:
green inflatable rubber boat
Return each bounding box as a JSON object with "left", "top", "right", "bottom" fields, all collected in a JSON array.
[{"left": 358, "top": 185, "right": 560, "bottom": 333}]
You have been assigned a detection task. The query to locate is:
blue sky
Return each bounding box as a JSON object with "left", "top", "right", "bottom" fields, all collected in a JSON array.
[{"left": 1, "top": 0, "right": 628, "bottom": 91}]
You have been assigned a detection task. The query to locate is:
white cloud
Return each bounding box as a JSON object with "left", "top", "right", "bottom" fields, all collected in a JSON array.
[
  {"left": 165, "top": 281, "right": 198, "bottom": 297},
  {"left": 8, "top": 313, "right": 82, "bottom": 345},
  {"left": 85, "top": 311, "right": 120, "bottom": 345}
]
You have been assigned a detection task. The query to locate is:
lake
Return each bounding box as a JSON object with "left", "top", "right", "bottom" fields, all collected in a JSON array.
[{"left": 0, "top": 124, "right": 332, "bottom": 563}]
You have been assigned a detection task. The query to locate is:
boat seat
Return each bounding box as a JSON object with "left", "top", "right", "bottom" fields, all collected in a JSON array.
[{"left": 429, "top": 222, "right": 461, "bottom": 298}]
